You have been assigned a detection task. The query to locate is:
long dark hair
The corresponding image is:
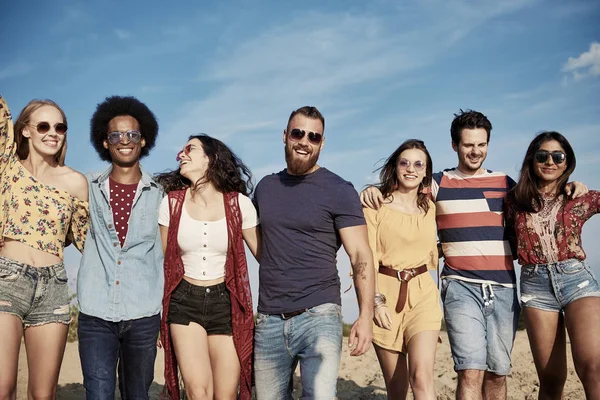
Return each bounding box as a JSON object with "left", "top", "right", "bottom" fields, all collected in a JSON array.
[
  {"left": 374, "top": 139, "right": 433, "bottom": 214},
  {"left": 508, "top": 131, "right": 576, "bottom": 212},
  {"left": 155, "top": 134, "right": 253, "bottom": 196}
]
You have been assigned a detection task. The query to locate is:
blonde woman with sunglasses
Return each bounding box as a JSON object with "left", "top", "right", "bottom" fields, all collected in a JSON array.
[{"left": 0, "top": 96, "right": 88, "bottom": 399}]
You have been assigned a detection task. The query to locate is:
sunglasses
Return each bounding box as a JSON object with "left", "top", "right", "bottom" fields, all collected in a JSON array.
[
  {"left": 176, "top": 144, "right": 193, "bottom": 162},
  {"left": 398, "top": 158, "right": 426, "bottom": 171},
  {"left": 534, "top": 150, "right": 566, "bottom": 164},
  {"left": 288, "top": 128, "right": 323, "bottom": 145},
  {"left": 30, "top": 121, "right": 68, "bottom": 135},
  {"left": 107, "top": 130, "right": 142, "bottom": 145}
]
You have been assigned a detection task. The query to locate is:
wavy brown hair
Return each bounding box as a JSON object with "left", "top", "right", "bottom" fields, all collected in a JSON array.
[
  {"left": 508, "top": 131, "right": 576, "bottom": 213},
  {"left": 155, "top": 134, "right": 253, "bottom": 196},
  {"left": 14, "top": 99, "right": 68, "bottom": 165},
  {"left": 374, "top": 139, "right": 433, "bottom": 214}
]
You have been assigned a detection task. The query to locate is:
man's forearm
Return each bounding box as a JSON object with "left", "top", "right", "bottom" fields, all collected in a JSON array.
[{"left": 351, "top": 256, "right": 375, "bottom": 319}]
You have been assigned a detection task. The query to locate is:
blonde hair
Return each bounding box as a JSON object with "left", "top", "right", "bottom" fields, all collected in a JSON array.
[{"left": 13, "top": 99, "right": 68, "bottom": 165}]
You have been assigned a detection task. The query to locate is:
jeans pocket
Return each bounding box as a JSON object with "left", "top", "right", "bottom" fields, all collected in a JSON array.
[
  {"left": 255, "top": 312, "right": 268, "bottom": 327},
  {"left": 440, "top": 279, "right": 451, "bottom": 301},
  {"left": 558, "top": 260, "right": 585, "bottom": 275},
  {"left": 0, "top": 266, "right": 19, "bottom": 282},
  {"left": 53, "top": 267, "right": 68, "bottom": 284},
  {"left": 521, "top": 265, "right": 538, "bottom": 278},
  {"left": 307, "top": 303, "right": 341, "bottom": 317}
]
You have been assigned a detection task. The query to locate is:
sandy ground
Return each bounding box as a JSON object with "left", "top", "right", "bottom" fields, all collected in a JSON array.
[{"left": 16, "top": 331, "right": 584, "bottom": 399}]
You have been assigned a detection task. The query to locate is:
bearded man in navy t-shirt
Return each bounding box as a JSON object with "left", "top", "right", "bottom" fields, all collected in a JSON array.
[{"left": 252, "top": 106, "right": 375, "bottom": 399}]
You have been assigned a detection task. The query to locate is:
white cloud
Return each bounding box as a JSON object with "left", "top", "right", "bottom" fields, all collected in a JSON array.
[
  {"left": 0, "top": 61, "right": 35, "bottom": 80},
  {"left": 563, "top": 42, "right": 600, "bottom": 81},
  {"left": 114, "top": 29, "right": 132, "bottom": 40}
]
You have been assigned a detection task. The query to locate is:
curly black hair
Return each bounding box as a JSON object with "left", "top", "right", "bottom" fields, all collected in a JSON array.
[
  {"left": 155, "top": 134, "right": 254, "bottom": 196},
  {"left": 90, "top": 96, "right": 159, "bottom": 161}
]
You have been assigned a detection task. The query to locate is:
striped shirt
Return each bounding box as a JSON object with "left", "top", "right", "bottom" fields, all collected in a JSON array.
[{"left": 432, "top": 168, "right": 516, "bottom": 286}]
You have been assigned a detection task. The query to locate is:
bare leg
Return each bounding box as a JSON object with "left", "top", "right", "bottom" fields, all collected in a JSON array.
[
  {"left": 0, "top": 314, "right": 22, "bottom": 400},
  {"left": 374, "top": 343, "right": 409, "bottom": 399},
  {"left": 482, "top": 372, "right": 506, "bottom": 400},
  {"left": 564, "top": 297, "right": 600, "bottom": 399},
  {"left": 406, "top": 330, "right": 438, "bottom": 400},
  {"left": 24, "top": 322, "right": 68, "bottom": 400},
  {"left": 456, "top": 370, "right": 484, "bottom": 400},
  {"left": 208, "top": 335, "right": 240, "bottom": 400},
  {"left": 524, "top": 307, "right": 566, "bottom": 400},
  {"left": 170, "top": 323, "right": 213, "bottom": 400}
]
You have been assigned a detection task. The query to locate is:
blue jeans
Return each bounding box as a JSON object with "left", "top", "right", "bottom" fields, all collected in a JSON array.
[
  {"left": 78, "top": 312, "right": 160, "bottom": 400},
  {"left": 441, "top": 279, "right": 520, "bottom": 375},
  {"left": 521, "top": 259, "right": 600, "bottom": 312},
  {"left": 254, "top": 303, "right": 343, "bottom": 400}
]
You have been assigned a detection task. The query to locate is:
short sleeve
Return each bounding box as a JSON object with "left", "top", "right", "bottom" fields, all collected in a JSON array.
[
  {"left": 238, "top": 194, "right": 259, "bottom": 229},
  {"left": 158, "top": 195, "right": 170, "bottom": 227},
  {"left": 67, "top": 199, "right": 90, "bottom": 254},
  {"left": 0, "top": 95, "right": 16, "bottom": 175},
  {"left": 333, "top": 182, "right": 366, "bottom": 230}
]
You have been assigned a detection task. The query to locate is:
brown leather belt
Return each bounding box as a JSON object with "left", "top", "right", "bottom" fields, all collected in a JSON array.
[
  {"left": 379, "top": 264, "right": 428, "bottom": 313},
  {"left": 280, "top": 309, "right": 308, "bottom": 320}
]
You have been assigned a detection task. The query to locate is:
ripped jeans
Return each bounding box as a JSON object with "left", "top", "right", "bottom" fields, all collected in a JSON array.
[
  {"left": 0, "top": 256, "right": 71, "bottom": 326},
  {"left": 520, "top": 258, "right": 600, "bottom": 312}
]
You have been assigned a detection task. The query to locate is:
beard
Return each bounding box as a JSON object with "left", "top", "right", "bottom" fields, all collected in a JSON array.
[{"left": 285, "top": 143, "right": 320, "bottom": 175}]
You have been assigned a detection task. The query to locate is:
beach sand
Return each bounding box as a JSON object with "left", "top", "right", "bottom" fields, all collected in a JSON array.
[{"left": 16, "top": 331, "right": 584, "bottom": 399}]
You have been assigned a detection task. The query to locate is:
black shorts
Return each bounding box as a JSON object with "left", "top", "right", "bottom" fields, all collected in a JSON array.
[{"left": 167, "top": 280, "right": 233, "bottom": 335}]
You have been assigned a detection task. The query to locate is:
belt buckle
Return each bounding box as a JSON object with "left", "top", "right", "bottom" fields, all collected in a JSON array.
[{"left": 397, "top": 269, "right": 415, "bottom": 282}]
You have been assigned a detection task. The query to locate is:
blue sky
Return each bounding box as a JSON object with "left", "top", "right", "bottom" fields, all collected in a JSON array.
[{"left": 2, "top": 0, "right": 599, "bottom": 322}]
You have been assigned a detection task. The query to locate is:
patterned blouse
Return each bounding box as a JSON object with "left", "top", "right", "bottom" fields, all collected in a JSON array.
[
  {"left": 506, "top": 191, "right": 600, "bottom": 265},
  {"left": 0, "top": 95, "right": 89, "bottom": 257}
]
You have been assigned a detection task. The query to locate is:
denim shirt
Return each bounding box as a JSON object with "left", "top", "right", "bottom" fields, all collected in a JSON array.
[{"left": 77, "top": 165, "right": 164, "bottom": 322}]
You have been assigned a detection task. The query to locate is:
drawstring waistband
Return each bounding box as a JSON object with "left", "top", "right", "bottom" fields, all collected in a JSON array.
[{"left": 481, "top": 283, "right": 495, "bottom": 306}]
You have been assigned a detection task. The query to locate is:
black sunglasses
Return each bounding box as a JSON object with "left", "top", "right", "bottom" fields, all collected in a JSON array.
[
  {"left": 288, "top": 128, "right": 323, "bottom": 145},
  {"left": 534, "top": 150, "right": 566, "bottom": 164},
  {"left": 107, "top": 130, "right": 142, "bottom": 145},
  {"left": 30, "top": 121, "right": 68, "bottom": 135}
]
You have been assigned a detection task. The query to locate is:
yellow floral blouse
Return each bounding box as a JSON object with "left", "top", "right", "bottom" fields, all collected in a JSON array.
[{"left": 0, "top": 95, "right": 89, "bottom": 257}]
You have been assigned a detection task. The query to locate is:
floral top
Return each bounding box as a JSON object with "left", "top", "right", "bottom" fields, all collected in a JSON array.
[
  {"left": 506, "top": 191, "right": 600, "bottom": 265},
  {"left": 0, "top": 95, "right": 89, "bottom": 257}
]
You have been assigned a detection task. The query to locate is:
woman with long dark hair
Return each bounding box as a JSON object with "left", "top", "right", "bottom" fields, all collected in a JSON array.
[
  {"left": 156, "top": 134, "right": 258, "bottom": 400},
  {"left": 506, "top": 131, "right": 600, "bottom": 399},
  {"left": 0, "top": 96, "right": 88, "bottom": 399},
  {"left": 364, "top": 139, "right": 441, "bottom": 399}
]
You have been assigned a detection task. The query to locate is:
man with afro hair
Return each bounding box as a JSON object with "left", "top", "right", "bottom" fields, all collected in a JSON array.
[{"left": 76, "top": 96, "right": 164, "bottom": 400}]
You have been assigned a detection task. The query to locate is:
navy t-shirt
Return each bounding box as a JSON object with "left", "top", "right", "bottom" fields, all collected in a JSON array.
[{"left": 253, "top": 167, "right": 366, "bottom": 314}]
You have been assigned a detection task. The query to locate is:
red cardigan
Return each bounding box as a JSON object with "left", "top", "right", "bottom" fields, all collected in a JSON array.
[{"left": 161, "top": 189, "right": 254, "bottom": 399}]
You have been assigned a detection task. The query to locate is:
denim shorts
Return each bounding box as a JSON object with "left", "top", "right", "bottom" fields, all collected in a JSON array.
[
  {"left": 441, "top": 278, "right": 520, "bottom": 375},
  {"left": 520, "top": 258, "right": 600, "bottom": 312},
  {"left": 0, "top": 256, "right": 71, "bottom": 327},
  {"left": 167, "top": 279, "right": 232, "bottom": 335}
]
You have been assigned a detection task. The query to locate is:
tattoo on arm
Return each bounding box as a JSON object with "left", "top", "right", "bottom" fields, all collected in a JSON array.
[{"left": 352, "top": 261, "right": 368, "bottom": 281}]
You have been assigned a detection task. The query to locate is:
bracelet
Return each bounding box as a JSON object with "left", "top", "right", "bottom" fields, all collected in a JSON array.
[
  {"left": 374, "top": 303, "right": 387, "bottom": 310},
  {"left": 374, "top": 293, "right": 387, "bottom": 307}
]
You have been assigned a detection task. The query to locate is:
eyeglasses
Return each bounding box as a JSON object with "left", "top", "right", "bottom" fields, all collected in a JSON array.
[
  {"left": 398, "top": 158, "right": 426, "bottom": 171},
  {"left": 30, "top": 121, "right": 68, "bottom": 135},
  {"left": 107, "top": 130, "right": 142, "bottom": 145},
  {"left": 287, "top": 128, "right": 323, "bottom": 145},
  {"left": 534, "top": 150, "right": 566, "bottom": 164},
  {"left": 176, "top": 144, "right": 193, "bottom": 162}
]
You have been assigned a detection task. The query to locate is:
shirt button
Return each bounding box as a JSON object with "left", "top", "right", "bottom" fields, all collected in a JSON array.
[
  {"left": 117, "top": 261, "right": 122, "bottom": 265},
  {"left": 116, "top": 281, "right": 120, "bottom": 285},
  {"left": 203, "top": 271, "right": 206, "bottom": 275},
  {"left": 108, "top": 224, "right": 113, "bottom": 229},
  {"left": 206, "top": 287, "right": 210, "bottom": 293},
  {"left": 203, "top": 244, "right": 207, "bottom": 248},
  {"left": 203, "top": 256, "right": 206, "bottom": 260},
  {"left": 113, "top": 242, "right": 118, "bottom": 247},
  {"left": 204, "top": 232, "right": 207, "bottom": 235}
]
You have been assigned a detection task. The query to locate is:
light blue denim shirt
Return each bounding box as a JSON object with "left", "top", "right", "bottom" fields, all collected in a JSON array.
[{"left": 77, "top": 165, "right": 164, "bottom": 322}]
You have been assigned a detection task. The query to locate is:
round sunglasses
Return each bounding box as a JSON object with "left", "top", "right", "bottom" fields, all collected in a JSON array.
[
  {"left": 107, "top": 130, "right": 142, "bottom": 145},
  {"left": 534, "top": 150, "right": 566, "bottom": 165},
  {"left": 398, "top": 158, "right": 426, "bottom": 171},
  {"left": 288, "top": 128, "right": 323, "bottom": 145},
  {"left": 30, "top": 121, "right": 68, "bottom": 135}
]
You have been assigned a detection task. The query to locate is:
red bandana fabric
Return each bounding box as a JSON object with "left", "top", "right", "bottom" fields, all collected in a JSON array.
[{"left": 160, "top": 189, "right": 254, "bottom": 399}]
